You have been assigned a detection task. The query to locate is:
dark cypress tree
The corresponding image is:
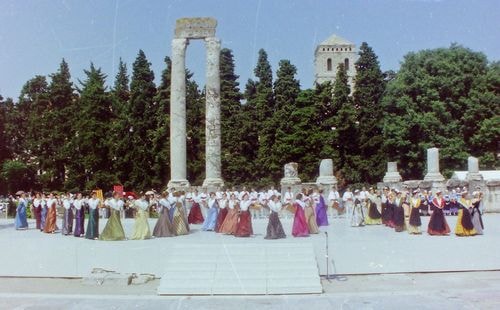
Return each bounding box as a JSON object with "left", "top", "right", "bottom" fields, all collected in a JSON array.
[
  {"left": 128, "top": 50, "right": 157, "bottom": 190},
  {"left": 353, "top": 42, "right": 386, "bottom": 183},
  {"left": 332, "top": 63, "right": 360, "bottom": 185},
  {"left": 219, "top": 48, "right": 245, "bottom": 185},
  {"left": 67, "top": 64, "right": 114, "bottom": 190},
  {"left": 110, "top": 58, "right": 131, "bottom": 186},
  {"left": 151, "top": 56, "right": 172, "bottom": 188}
]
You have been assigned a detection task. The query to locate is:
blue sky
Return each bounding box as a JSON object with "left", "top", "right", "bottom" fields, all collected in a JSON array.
[{"left": 0, "top": 0, "right": 499, "bottom": 99}]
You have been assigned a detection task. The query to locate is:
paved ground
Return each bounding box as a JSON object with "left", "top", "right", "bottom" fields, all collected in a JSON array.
[
  {"left": 1, "top": 214, "right": 499, "bottom": 277},
  {"left": 0, "top": 271, "right": 499, "bottom": 309}
]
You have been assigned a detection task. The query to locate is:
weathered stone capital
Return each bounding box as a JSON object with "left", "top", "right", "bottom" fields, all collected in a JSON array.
[
  {"left": 172, "top": 38, "right": 188, "bottom": 55},
  {"left": 204, "top": 37, "right": 221, "bottom": 49}
]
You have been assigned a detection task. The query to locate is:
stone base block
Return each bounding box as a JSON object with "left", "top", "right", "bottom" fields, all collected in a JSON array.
[
  {"left": 316, "top": 176, "right": 338, "bottom": 186},
  {"left": 202, "top": 177, "right": 224, "bottom": 189},
  {"left": 280, "top": 177, "right": 302, "bottom": 186},
  {"left": 167, "top": 179, "right": 191, "bottom": 189},
  {"left": 383, "top": 172, "right": 402, "bottom": 183},
  {"left": 424, "top": 173, "right": 445, "bottom": 182}
]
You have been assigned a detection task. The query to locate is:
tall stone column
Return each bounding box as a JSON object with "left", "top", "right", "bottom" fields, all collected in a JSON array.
[
  {"left": 168, "top": 38, "right": 190, "bottom": 188},
  {"left": 424, "top": 147, "right": 445, "bottom": 182},
  {"left": 202, "top": 37, "right": 224, "bottom": 188}
]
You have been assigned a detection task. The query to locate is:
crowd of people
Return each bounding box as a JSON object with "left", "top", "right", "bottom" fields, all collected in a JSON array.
[{"left": 10, "top": 184, "right": 485, "bottom": 240}]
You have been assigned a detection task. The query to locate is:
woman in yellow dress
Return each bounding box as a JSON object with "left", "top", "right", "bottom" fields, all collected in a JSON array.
[
  {"left": 408, "top": 190, "right": 422, "bottom": 234},
  {"left": 455, "top": 191, "right": 476, "bottom": 237},
  {"left": 130, "top": 193, "right": 152, "bottom": 240}
]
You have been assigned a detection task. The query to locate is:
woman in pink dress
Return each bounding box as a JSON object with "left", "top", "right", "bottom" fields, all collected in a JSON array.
[{"left": 292, "top": 193, "right": 309, "bottom": 237}]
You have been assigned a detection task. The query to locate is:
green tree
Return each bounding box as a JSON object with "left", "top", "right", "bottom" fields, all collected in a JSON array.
[
  {"left": 127, "top": 50, "right": 157, "bottom": 190},
  {"left": 1, "top": 160, "right": 36, "bottom": 193},
  {"left": 66, "top": 64, "right": 115, "bottom": 191},
  {"left": 353, "top": 42, "right": 386, "bottom": 183}
]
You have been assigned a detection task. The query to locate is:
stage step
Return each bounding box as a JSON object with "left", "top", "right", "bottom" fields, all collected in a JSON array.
[{"left": 157, "top": 243, "right": 322, "bottom": 295}]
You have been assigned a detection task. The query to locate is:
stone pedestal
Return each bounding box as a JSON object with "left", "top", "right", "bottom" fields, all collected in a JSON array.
[
  {"left": 383, "top": 162, "right": 402, "bottom": 183},
  {"left": 466, "top": 156, "right": 483, "bottom": 181},
  {"left": 168, "top": 38, "right": 190, "bottom": 188},
  {"left": 316, "top": 159, "right": 337, "bottom": 186},
  {"left": 280, "top": 163, "right": 302, "bottom": 186},
  {"left": 202, "top": 37, "right": 224, "bottom": 188},
  {"left": 424, "top": 148, "right": 445, "bottom": 182}
]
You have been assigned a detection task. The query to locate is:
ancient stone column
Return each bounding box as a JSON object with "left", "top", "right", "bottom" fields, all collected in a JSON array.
[
  {"left": 383, "top": 162, "right": 402, "bottom": 183},
  {"left": 316, "top": 159, "right": 338, "bottom": 186},
  {"left": 466, "top": 156, "right": 483, "bottom": 181},
  {"left": 168, "top": 38, "right": 190, "bottom": 188},
  {"left": 423, "top": 147, "right": 445, "bottom": 182},
  {"left": 202, "top": 37, "right": 224, "bottom": 188}
]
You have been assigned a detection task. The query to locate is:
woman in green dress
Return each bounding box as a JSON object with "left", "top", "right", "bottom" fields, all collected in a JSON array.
[
  {"left": 130, "top": 194, "right": 152, "bottom": 240},
  {"left": 99, "top": 192, "right": 126, "bottom": 241},
  {"left": 172, "top": 191, "right": 189, "bottom": 236},
  {"left": 85, "top": 191, "right": 100, "bottom": 239}
]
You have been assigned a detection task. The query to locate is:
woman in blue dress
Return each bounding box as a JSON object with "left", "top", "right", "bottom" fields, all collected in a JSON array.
[
  {"left": 15, "top": 192, "right": 29, "bottom": 230},
  {"left": 202, "top": 192, "right": 219, "bottom": 231}
]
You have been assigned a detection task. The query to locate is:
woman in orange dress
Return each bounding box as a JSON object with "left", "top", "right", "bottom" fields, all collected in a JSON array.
[
  {"left": 219, "top": 194, "right": 239, "bottom": 235},
  {"left": 43, "top": 193, "right": 58, "bottom": 234}
]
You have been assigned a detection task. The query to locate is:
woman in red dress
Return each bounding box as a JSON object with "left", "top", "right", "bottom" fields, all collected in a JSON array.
[
  {"left": 292, "top": 193, "right": 309, "bottom": 237},
  {"left": 427, "top": 190, "right": 451, "bottom": 235},
  {"left": 187, "top": 189, "right": 205, "bottom": 224},
  {"left": 215, "top": 193, "right": 228, "bottom": 232},
  {"left": 235, "top": 193, "right": 253, "bottom": 237}
]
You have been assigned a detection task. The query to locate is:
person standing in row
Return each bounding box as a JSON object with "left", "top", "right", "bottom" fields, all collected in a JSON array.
[
  {"left": 187, "top": 189, "right": 204, "bottom": 224},
  {"left": 408, "top": 190, "right": 422, "bottom": 234},
  {"left": 427, "top": 190, "right": 450, "bottom": 236},
  {"left": 315, "top": 189, "right": 328, "bottom": 227},
  {"left": 219, "top": 193, "right": 239, "bottom": 235},
  {"left": 471, "top": 191, "right": 484, "bottom": 235},
  {"left": 131, "top": 193, "right": 151, "bottom": 240},
  {"left": 455, "top": 190, "right": 476, "bottom": 237},
  {"left": 43, "top": 193, "right": 58, "bottom": 234},
  {"left": 235, "top": 193, "right": 253, "bottom": 237},
  {"left": 292, "top": 193, "right": 309, "bottom": 237},
  {"left": 365, "top": 188, "right": 382, "bottom": 225},
  {"left": 393, "top": 191, "right": 406, "bottom": 232},
  {"left": 99, "top": 192, "right": 126, "bottom": 241},
  {"left": 73, "top": 193, "right": 85, "bottom": 237},
  {"left": 85, "top": 191, "right": 100, "bottom": 240},
  {"left": 61, "top": 194, "right": 73, "bottom": 235},
  {"left": 202, "top": 192, "right": 219, "bottom": 231},
  {"left": 153, "top": 192, "right": 175, "bottom": 238},
  {"left": 14, "top": 192, "right": 28, "bottom": 230},
  {"left": 172, "top": 191, "right": 189, "bottom": 236},
  {"left": 265, "top": 194, "right": 286, "bottom": 240},
  {"left": 215, "top": 193, "right": 228, "bottom": 233},
  {"left": 40, "top": 194, "right": 48, "bottom": 231},
  {"left": 32, "top": 193, "right": 42, "bottom": 230},
  {"left": 350, "top": 190, "right": 365, "bottom": 227},
  {"left": 304, "top": 190, "right": 319, "bottom": 234}
]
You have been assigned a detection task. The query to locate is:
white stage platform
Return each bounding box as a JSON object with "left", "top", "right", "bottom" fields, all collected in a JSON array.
[{"left": 1, "top": 215, "right": 499, "bottom": 279}]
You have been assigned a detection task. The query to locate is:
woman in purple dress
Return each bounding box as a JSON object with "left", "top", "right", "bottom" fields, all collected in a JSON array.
[
  {"left": 292, "top": 194, "right": 309, "bottom": 237},
  {"left": 315, "top": 189, "right": 329, "bottom": 227}
]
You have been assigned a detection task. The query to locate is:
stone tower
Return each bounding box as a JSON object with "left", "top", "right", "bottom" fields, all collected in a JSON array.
[{"left": 314, "top": 34, "right": 357, "bottom": 88}]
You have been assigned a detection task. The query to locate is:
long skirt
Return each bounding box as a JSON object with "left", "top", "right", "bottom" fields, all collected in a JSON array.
[
  {"left": 365, "top": 202, "right": 382, "bottom": 225},
  {"left": 455, "top": 208, "right": 476, "bottom": 237},
  {"left": 408, "top": 207, "right": 422, "bottom": 234},
  {"left": 187, "top": 203, "right": 205, "bottom": 224},
  {"left": 351, "top": 205, "right": 365, "bottom": 227},
  {"left": 471, "top": 207, "right": 484, "bottom": 235},
  {"left": 202, "top": 206, "right": 219, "bottom": 231},
  {"left": 61, "top": 208, "right": 74, "bottom": 235},
  {"left": 235, "top": 210, "right": 253, "bottom": 237},
  {"left": 393, "top": 206, "right": 406, "bottom": 232},
  {"left": 99, "top": 209, "right": 126, "bottom": 241},
  {"left": 173, "top": 206, "right": 189, "bottom": 236},
  {"left": 40, "top": 207, "right": 48, "bottom": 231},
  {"left": 265, "top": 212, "right": 286, "bottom": 239},
  {"left": 85, "top": 208, "right": 99, "bottom": 239},
  {"left": 15, "top": 205, "right": 28, "bottom": 230},
  {"left": 315, "top": 203, "right": 329, "bottom": 227},
  {"left": 382, "top": 204, "right": 394, "bottom": 227},
  {"left": 292, "top": 207, "right": 309, "bottom": 237},
  {"left": 427, "top": 208, "right": 450, "bottom": 235},
  {"left": 153, "top": 208, "right": 175, "bottom": 237},
  {"left": 215, "top": 207, "right": 228, "bottom": 233},
  {"left": 131, "top": 209, "right": 151, "bottom": 240},
  {"left": 33, "top": 206, "right": 42, "bottom": 230},
  {"left": 74, "top": 208, "right": 85, "bottom": 237},
  {"left": 219, "top": 209, "right": 238, "bottom": 235},
  {"left": 43, "top": 206, "right": 58, "bottom": 233},
  {"left": 305, "top": 205, "right": 319, "bottom": 233}
]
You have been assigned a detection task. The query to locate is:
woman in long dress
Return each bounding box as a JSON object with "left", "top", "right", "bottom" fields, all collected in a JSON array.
[
  {"left": 40, "top": 194, "right": 48, "bottom": 231},
  {"left": 215, "top": 193, "right": 228, "bottom": 232},
  {"left": 85, "top": 192, "right": 100, "bottom": 239},
  {"left": 130, "top": 194, "right": 152, "bottom": 240},
  {"left": 427, "top": 190, "right": 451, "bottom": 236},
  {"left": 408, "top": 190, "right": 422, "bottom": 234},
  {"left": 202, "top": 192, "right": 219, "bottom": 231},
  {"left": 172, "top": 192, "right": 189, "bottom": 236},
  {"left": 470, "top": 191, "right": 484, "bottom": 235},
  {"left": 99, "top": 192, "right": 126, "bottom": 241},
  {"left": 304, "top": 191, "right": 319, "bottom": 233},
  {"left": 365, "top": 189, "right": 382, "bottom": 225},
  {"left": 292, "top": 194, "right": 309, "bottom": 237},
  {"left": 265, "top": 194, "right": 286, "bottom": 239},
  {"left": 33, "top": 193, "right": 42, "bottom": 230},
  {"left": 235, "top": 193, "right": 253, "bottom": 237},
  {"left": 73, "top": 193, "right": 85, "bottom": 237},
  {"left": 14, "top": 193, "right": 28, "bottom": 230},
  {"left": 153, "top": 192, "right": 175, "bottom": 237},
  {"left": 393, "top": 191, "right": 407, "bottom": 232},
  {"left": 455, "top": 191, "right": 476, "bottom": 237},
  {"left": 61, "top": 194, "right": 74, "bottom": 235},
  {"left": 187, "top": 190, "right": 204, "bottom": 224},
  {"left": 315, "top": 189, "right": 329, "bottom": 227},
  {"left": 350, "top": 190, "right": 365, "bottom": 227},
  {"left": 219, "top": 194, "right": 239, "bottom": 235},
  {"left": 43, "top": 193, "right": 58, "bottom": 234}
]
